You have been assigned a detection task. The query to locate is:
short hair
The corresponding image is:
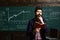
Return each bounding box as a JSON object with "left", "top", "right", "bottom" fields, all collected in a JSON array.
[{"left": 35, "top": 6, "right": 42, "bottom": 12}]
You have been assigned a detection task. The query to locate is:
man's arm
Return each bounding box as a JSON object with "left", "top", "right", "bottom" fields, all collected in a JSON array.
[
  {"left": 43, "top": 18, "right": 48, "bottom": 32},
  {"left": 26, "top": 20, "right": 33, "bottom": 36}
]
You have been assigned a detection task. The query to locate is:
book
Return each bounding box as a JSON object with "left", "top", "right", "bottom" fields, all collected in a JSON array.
[{"left": 34, "top": 22, "right": 46, "bottom": 29}]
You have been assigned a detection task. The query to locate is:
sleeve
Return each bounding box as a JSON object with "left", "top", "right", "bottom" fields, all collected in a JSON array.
[
  {"left": 26, "top": 20, "right": 33, "bottom": 36},
  {"left": 43, "top": 18, "right": 48, "bottom": 32}
]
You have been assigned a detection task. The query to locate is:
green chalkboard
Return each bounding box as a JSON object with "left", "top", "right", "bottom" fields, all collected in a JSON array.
[
  {"left": 0, "top": 7, "right": 8, "bottom": 31},
  {"left": 0, "top": 6, "right": 60, "bottom": 31},
  {"left": 43, "top": 6, "right": 60, "bottom": 31},
  {"left": 0, "top": 6, "right": 35, "bottom": 31}
]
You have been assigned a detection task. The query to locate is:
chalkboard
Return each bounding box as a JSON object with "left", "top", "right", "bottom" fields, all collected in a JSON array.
[
  {"left": 0, "top": 6, "right": 35, "bottom": 31},
  {"left": 0, "top": 6, "right": 60, "bottom": 31},
  {"left": 0, "top": 7, "right": 8, "bottom": 31},
  {"left": 43, "top": 6, "right": 60, "bottom": 31}
]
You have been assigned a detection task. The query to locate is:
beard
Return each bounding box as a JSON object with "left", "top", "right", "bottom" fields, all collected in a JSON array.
[
  {"left": 35, "top": 14, "right": 42, "bottom": 20},
  {"left": 36, "top": 14, "right": 42, "bottom": 17}
]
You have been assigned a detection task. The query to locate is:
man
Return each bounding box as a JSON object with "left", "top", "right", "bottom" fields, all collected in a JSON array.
[{"left": 27, "top": 7, "right": 47, "bottom": 40}]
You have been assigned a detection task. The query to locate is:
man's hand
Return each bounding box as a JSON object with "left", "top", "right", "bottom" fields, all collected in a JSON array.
[
  {"left": 36, "top": 28, "right": 41, "bottom": 32},
  {"left": 35, "top": 21, "right": 46, "bottom": 25},
  {"left": 33, "top": 28, "right": 41, "bottom": 34},
  {"left": 40, "top": 23, "right": 46, "bottom": 25}
]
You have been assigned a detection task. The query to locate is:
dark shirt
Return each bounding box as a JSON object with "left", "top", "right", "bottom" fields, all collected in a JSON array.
[{"left": 27, "top": 18, "right": 48, "bottom": 40}]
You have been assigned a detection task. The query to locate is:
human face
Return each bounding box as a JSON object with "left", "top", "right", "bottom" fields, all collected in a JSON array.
[{"left": 35, "top": 9, "right": 42, "bottom": 17}]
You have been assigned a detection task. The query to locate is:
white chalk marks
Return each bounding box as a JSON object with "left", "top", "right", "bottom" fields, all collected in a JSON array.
[{"left": 8, "top": 10, "right": 30, "bottom": 21}]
